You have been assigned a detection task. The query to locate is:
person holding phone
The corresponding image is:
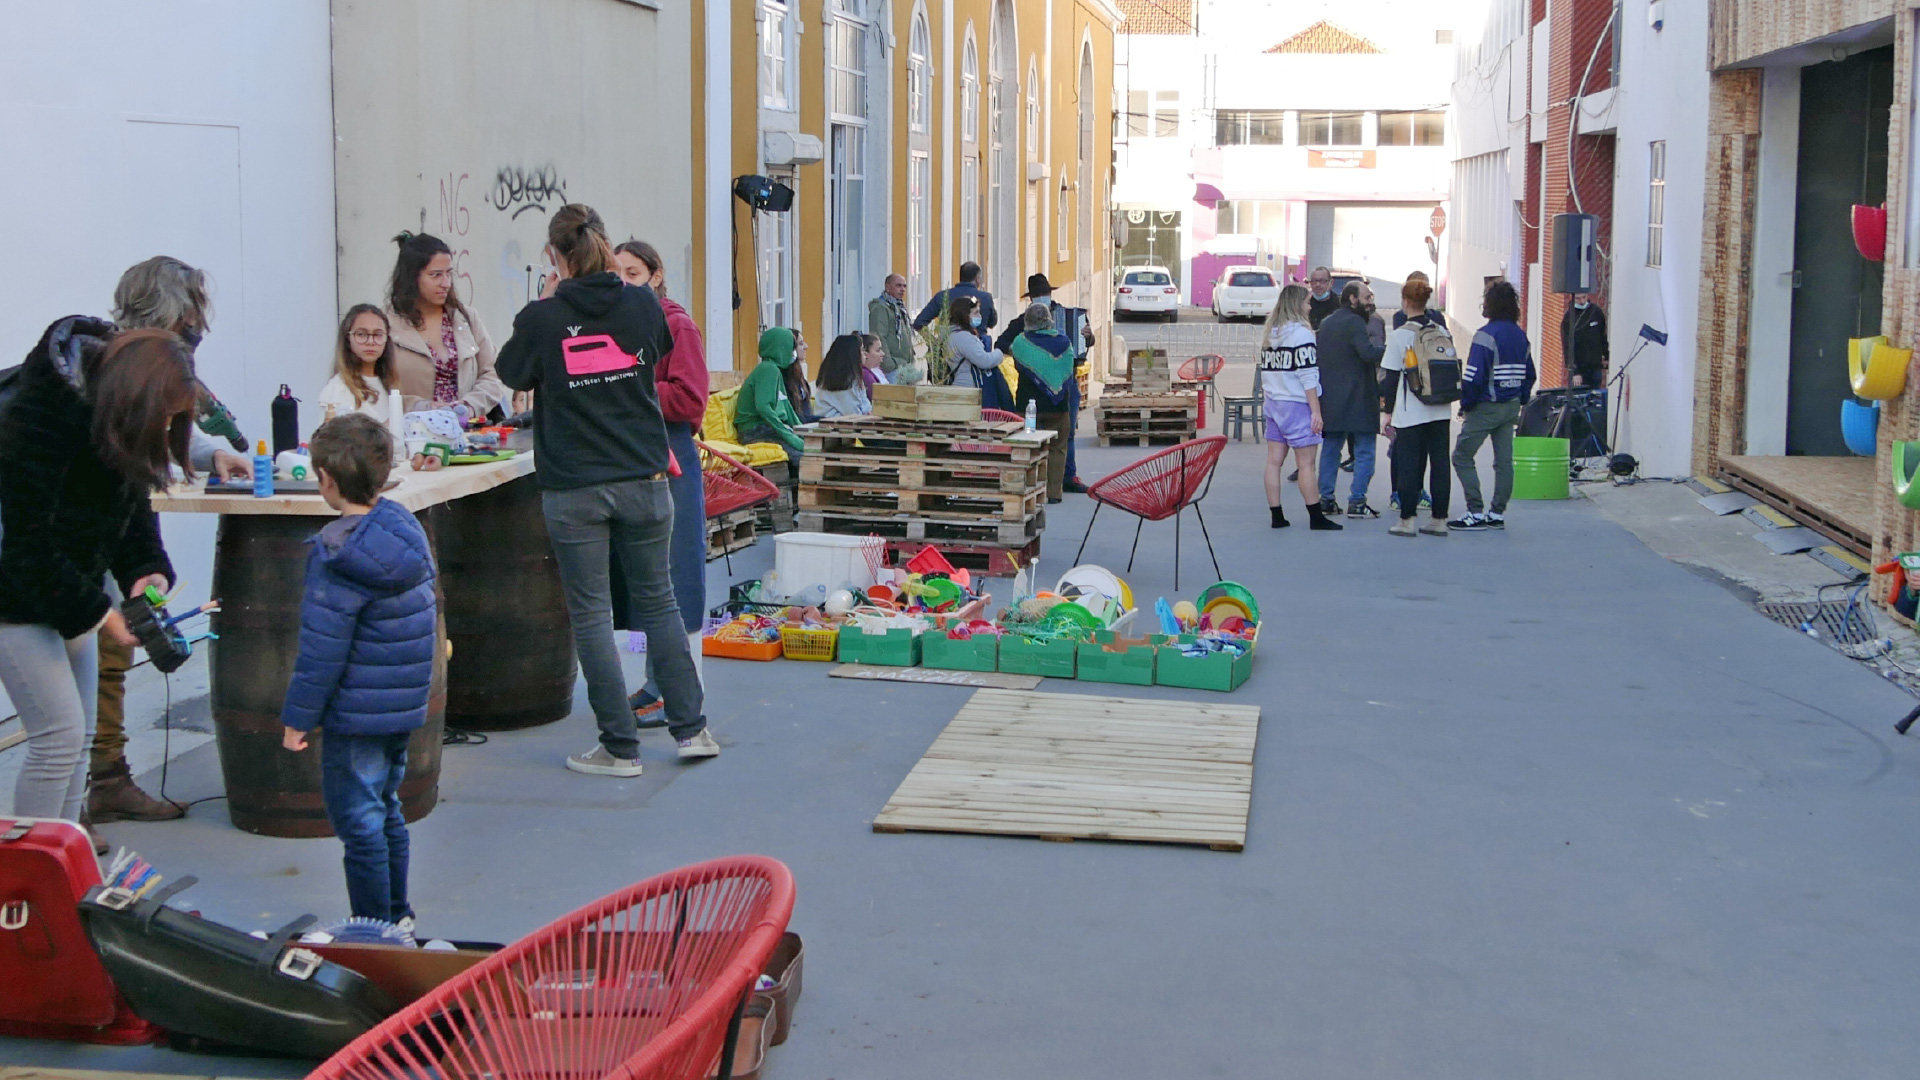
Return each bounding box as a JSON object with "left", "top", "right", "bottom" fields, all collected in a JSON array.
[{"left": 0, "top": 324, "right": 192, "bottom": 823}]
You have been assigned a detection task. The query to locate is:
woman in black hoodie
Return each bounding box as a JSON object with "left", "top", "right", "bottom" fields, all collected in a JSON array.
[
  {"left": 496, "top": 203, "right": 717, "bottom": 777},
  {"left": 0, "top": 324, "right": 193, "bottom": 820}
]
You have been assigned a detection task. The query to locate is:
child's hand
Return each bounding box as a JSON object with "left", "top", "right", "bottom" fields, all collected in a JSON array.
[{"left": 282, "top": 727, "right": 309, "bottom": 752}]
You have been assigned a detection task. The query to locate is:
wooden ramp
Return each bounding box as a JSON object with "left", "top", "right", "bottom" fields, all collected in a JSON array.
[
  {"left": 872, "top": 688, "right": 1260, "bottom": 851},
  {"left": 1718, "top": 455, "right": 1874, "bottom": 556}
]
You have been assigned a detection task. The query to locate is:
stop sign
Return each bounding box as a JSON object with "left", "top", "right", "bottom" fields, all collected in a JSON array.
[{"left": 1430, "top": 207, "right": 1447, "bottom": 237}]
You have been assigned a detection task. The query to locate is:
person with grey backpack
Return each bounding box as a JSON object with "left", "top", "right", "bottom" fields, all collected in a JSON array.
[{"left": 1379, "top": 279, "right": 1458, "bottom": 536}]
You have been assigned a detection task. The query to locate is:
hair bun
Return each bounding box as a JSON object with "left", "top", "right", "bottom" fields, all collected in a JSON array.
[{"left": 392, "top": 231, "right": 414, "bottom": 247}]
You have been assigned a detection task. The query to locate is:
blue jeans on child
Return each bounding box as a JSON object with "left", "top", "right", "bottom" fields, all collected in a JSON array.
[
  {"left": 321, "top": 731, "right": 412, "bottom": 923},
  {"left": 1317, "top": 431, "right": 1376, "bottom": 505}
]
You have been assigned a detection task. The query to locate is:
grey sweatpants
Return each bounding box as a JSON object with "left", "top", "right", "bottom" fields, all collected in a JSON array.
[
  {"left": 1452, "top": 398, "right": 1523, "bottom": 514},
  {"left": 0, "top": 622, "right": 99, "bottom": 820}
]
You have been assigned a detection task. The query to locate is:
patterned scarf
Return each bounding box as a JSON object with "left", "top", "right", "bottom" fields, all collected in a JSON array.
[{"left": 432, "top": 313, "right": 459, "bottom": 404}]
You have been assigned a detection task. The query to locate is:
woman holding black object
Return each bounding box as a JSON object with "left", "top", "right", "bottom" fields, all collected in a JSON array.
[
  {"left": 496, "top": 203, "right": 719, "bottom": 776},
  {"left": 0, "top": 325, "right": 191, "bottom": 820}
]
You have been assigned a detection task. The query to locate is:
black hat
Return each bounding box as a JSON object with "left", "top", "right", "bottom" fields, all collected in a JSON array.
[{"left": 1022, "top": 273, "right": 1054, "bottom": 298}]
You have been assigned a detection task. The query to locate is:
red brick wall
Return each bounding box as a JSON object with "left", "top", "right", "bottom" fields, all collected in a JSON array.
[{"left": 1535, "top": 0, "right": 1618, "bottom": 386}]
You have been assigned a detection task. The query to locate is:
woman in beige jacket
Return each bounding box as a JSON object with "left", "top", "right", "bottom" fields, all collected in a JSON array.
[{"left": 383, "top": 232, "right": 509, "bottom": 418}]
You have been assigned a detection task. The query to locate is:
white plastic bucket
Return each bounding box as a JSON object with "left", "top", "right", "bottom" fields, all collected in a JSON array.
[{"left": 773, "top": 533, "right": 883, "bottom": 600}]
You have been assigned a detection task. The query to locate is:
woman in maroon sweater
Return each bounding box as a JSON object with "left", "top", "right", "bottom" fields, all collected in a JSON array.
[{"left": 613, "top": 240, "right": 710, "bottom": 720}]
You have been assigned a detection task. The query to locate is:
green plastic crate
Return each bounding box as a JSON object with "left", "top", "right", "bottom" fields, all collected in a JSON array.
[
  {"left": 1153, "top": 632, "right": 1255, "bottom": 692},
  {"left": 1076, "top": 632, "right": 1158, "bottom": 686},
  {"left": 836, "top": 625, "right": 923, "bottom": 667},
  {"left": 922, "top": 632, "right": 1000, "bottom": 672},
  {"left": 998, "top": 633, "right": 1078, "bottom": 678}
]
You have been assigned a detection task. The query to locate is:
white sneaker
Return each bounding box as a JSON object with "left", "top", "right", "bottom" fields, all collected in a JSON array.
[
  {"left": 566, "top": 745, "right": 644, "bottom": 777},
  {"left": 1388, "top": 518, "right": 1417, "bottom": 537},
  {"left": 676, "top": 729, "right": 721, "bottom": 760}
]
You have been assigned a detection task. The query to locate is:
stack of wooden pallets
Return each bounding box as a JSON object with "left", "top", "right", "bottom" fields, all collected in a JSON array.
[
  {"left": 1095, "top": 392, "right": 1199, "bottom": 446},
  {"left": 705, "top": 508, "right": 758, "bottom": 561},
  {"left": 797, "top": 416, "right": 1053, "bottom": 568}
]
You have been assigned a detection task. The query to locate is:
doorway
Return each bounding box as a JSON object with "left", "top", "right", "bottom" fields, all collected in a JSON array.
[{"left": 1786, "top": 45, "right": 1893, "bottom": 455}]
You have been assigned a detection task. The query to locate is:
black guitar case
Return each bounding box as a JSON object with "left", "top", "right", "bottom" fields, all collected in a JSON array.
[{"left": 78, "top": 876, "right": 397, "bottom": 1060}]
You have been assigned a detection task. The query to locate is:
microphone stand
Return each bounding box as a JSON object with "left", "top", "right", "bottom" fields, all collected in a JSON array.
[{"left": 1606, "top": 336, "right": 1655, "bottom": 463}]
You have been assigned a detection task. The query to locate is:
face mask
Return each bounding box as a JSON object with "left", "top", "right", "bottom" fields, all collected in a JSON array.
[
  {"left": 1574, "top": 301, "right": 1589, "bottom": 309},
  {"left": 970, "top": 315, "right": 983, "bottom": 328},
  {"left": 1311, "top": 289, "right": 1330, "bottom": 301}
]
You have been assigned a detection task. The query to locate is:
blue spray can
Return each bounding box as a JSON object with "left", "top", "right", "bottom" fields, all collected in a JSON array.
[{"left": 252, "top": 440, "right": 274, "bottom": 497}]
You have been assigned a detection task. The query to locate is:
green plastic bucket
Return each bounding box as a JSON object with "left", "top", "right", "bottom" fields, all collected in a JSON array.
[{"left": 1510, "top": 436, "right": 1571, "bottom": 500}]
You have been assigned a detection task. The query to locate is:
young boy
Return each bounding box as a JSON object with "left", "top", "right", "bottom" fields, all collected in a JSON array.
[{"left": 281, "top": 413, "right": 437, "bottom": 927}]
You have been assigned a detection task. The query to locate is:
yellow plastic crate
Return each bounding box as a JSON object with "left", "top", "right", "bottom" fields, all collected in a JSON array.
[{"left": 779, "top": 624, "right": 840, "bottom": 662}]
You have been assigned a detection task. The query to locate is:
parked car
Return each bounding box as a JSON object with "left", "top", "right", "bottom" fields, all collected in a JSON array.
[
  {"left": 1115, "top": 266, "right": 1179, "bottom": 322},
  {"left": 1211, "top": 266, "right": 1280, "bottom": 321}
]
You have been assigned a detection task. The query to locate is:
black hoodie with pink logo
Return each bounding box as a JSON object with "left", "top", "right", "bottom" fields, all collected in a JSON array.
[{"left": 496, "top": 271, "right": 676, "bottom": 491}]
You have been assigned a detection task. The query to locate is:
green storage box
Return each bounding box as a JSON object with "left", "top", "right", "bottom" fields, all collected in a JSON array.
[
  {"left": 836, "top": 625, "right": 923, "bottom": 667},
  {"left": 1154, "top": 632, "right": 1255, "bottom": 692},
  {"left": 998, "top": 632, "right": 1078, "bottom": 678},
  {"left": 1076, "top": 631, "right": 1158, "bottom": 686},
  {"left": 922, "top": 631, "right": 1000, "bottom": 672}
]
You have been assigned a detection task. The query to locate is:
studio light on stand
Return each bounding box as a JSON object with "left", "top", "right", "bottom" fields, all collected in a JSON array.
[{"left": 1606, "top": 323, "right": 1666, "bottom": 482}]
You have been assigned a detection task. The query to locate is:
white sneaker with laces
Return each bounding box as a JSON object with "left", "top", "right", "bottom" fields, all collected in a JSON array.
[
  {"left": 677, "top": 729, "right": 721, "bottom": 760},
  {"left": 566, "top": 745, "right": 644, "bottom": 777}
]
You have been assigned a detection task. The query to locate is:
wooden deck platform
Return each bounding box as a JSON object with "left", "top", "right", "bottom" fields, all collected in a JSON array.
[
  {"left": 1718, "top": 455, "right": 1875, "bottom": 556},
  {"left": 872, "top": 688, "right": 1261, "bottom": 851}
]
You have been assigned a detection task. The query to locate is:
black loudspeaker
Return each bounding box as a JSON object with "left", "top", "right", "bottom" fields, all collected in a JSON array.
[
  {"left": 732, "top": 175, "right": 795, "bottom": 213},
  {"left": 763, "top": 181, "right": 795, "bottom": 212},
  {"left": 1550, "top": 213, "right": 1599, "bottom": 293}
]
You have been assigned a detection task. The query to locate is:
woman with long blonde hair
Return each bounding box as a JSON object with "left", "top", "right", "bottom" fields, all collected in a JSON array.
[{"left": 1258, "top": 285, "right": 1341, "bottom": 530}]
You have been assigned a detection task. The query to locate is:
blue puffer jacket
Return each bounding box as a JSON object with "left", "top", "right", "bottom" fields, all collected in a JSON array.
[{"left": 281, "top": 498, "right": 437, "bottom": 736}]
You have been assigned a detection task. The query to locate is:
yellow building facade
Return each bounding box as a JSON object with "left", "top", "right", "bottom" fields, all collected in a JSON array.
[{"left": 686, "top": 0, "right": 1123, "bottom": 375}]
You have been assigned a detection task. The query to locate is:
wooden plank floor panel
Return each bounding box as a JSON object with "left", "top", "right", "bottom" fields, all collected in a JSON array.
[{"left": 873, "top": 688, "right": 1260, "bottom": 850}]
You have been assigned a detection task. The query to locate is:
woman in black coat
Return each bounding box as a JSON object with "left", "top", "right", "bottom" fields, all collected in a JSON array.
[{"left": 0, "top": 323, "right": 195, "bottom": 821}]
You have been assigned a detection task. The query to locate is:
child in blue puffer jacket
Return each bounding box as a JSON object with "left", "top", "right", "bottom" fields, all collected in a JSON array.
[{"left": 281, "top": 413, "right": 437, "bottom": 926}]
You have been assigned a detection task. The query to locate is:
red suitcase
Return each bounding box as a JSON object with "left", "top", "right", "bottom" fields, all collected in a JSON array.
[{"left": 0, "top": 817, "right": 156, "bottom": 1044}]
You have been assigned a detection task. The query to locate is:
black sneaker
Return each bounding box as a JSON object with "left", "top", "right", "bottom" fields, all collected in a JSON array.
[
  {"left": 1317, "top": 498, "right": 1342, "bottom": 516},
  {"left": 1347, "top": 501, "right": 1380, "bottom": 519},
  {"left": 1483, "top": 512, "right": 1506, "bottom": 530},
  {"left": 1062, "top": 477, "right": 1089, "bottom": 494},
  {"left": 1446, "top": 513, "right": 1486, "bottom": 531}
]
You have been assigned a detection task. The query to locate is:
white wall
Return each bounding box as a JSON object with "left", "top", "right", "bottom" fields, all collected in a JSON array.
[
  {"left": 1604, "top": 0, "right": 1710, "bottom": 476},
  {"left": 0, "top": 0, "right": 338, "bottom": 612}
]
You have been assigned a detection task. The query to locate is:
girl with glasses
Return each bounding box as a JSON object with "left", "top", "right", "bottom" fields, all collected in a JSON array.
[{"left": 320, "top": 304, "right": 399, "bottom": 423}]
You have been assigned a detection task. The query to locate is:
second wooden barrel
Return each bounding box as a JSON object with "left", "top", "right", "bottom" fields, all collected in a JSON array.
[
  {"left": 429, "top": 473, "right": 577, "bottom": 730},
  {"left": 209, "top": 514, "right": 444, "bottom": 839}
]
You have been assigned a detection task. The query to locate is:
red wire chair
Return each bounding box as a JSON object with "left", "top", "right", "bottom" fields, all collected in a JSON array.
[
  {"left": 982, "top": 408, "right": 1024, "bottom": 423},
  {"left": 1072, "top": 435, "right": 1227, "bottom": 590},
  {"left": 1176, "top": 354, "right": 1226, "bottom": 428},
  {"left": 698, "top": 440, "right": 782, "bottom": 572},
  {"left": 310, "top": 856, "right": 796, "bottom": 1080}
]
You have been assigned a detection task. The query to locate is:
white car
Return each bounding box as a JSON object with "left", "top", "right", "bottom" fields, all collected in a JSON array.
[
  {"left": 1211, "top": 266, "right": 1280, "bottom": 321},
  {"left": 1115, "top": 266, "right": 1180, "bottom": 322}
]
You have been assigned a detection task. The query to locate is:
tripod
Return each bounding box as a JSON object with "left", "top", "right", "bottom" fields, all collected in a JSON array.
[{"left": 1605, "top": 336, "right": 1656, "bottom": 460}]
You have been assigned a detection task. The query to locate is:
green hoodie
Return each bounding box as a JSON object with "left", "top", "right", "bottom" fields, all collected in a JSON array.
[{"left": 736, "top": 327, "right": 805, "bottom": 451}]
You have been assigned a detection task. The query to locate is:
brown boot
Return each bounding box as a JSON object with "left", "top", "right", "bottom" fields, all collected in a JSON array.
[
  {"left": 87, "top": 760, "right": 184, "bottom": 822},
  {"left": 78, "top": 805, "right": 108, "bottom": 855}
]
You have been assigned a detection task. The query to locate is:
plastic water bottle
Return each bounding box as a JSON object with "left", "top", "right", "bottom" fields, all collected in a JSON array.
[
  {"left": 251, "top": 440, "right": 274, "bottom": 497},
  {"left": 1024, "top": 400, "right": 1037, "bottom": 431}
]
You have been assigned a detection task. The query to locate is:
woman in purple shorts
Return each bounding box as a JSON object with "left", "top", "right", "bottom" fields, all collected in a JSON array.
[{"left": 1258, "top": 285, "right": 1342, "bottom": 530}]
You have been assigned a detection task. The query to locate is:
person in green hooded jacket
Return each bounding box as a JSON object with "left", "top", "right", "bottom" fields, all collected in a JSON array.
[{"left": 735, "top": 327, "right": 806, "bottom": 457}]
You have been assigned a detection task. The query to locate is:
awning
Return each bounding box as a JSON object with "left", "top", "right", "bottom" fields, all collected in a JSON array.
[{"left": 1193, "top": 182, "right": 1224, "bottom": 205}]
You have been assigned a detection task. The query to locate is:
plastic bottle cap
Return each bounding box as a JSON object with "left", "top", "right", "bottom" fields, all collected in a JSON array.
[{"left": 256, "top": 440, "right": 268, "bottom": 455}]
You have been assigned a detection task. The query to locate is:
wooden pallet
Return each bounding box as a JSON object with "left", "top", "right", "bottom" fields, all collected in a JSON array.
[
  {"left": 1099, "top": 433, "right": 1194, "bottom": 447},
  {"left": 798, "top": 454, "right": 1045, "bottom": 495},
  {"left": 797, "top": 508, "right": 1043, "bottom": 546},
  {"left": 752, "top": 460, "right": 796, "bottom": 534},
  {"left": 799, "top": 483, "right": 1043, "bottom": 522},
  {"left": 799, "top": 418, "right": 1052, "bottom": 464},
  {"left": 885, "top": 537, "right": 1041, "bottom": 574},
  {"left": 1718, "top": 455, "right": 1872, "bottom": 557},
  {"left": 872, "top": 688, "right": 1260, "bottom": 851},
  {"left": 705, "top": 508, "right": 759, "bottom": 561}
]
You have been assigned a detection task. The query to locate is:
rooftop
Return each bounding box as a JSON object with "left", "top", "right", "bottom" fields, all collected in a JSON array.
[{"left": 1265, "top": 20, "right": 1384, "bottom": 55}]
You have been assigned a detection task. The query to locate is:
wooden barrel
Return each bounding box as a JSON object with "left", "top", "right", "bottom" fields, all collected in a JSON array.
[
  {"left": 430, "top": 473, "right": 576, "bottom": 730},
  {"left": 209, "top": 515, "right": 445, "bottom": 838}
]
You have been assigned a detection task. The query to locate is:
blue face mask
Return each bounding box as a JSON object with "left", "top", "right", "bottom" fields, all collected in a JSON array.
[{"left": 970, "top": 315, "right": 983, "bottom": 328}]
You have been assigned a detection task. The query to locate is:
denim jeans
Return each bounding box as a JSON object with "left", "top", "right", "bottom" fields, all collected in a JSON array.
[
  {"left": 1316, "top": 431, "right": 1377, "bottom": 505},
  {"left": 0, "top": 621, "right": 98, "bottom": 820},
  {"left": 542, "top": 478, "right": 707, "bottom": 758},
  {"left": 320, "top": 730, "right": 411, "bottom": 923},
  {"left": 1453, "top": 398, "right": 1523, "bottom": 513}
]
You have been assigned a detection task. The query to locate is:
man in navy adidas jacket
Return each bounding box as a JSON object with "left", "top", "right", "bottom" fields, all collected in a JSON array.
[{"left": 1449, "top": 280, "right": 1536, "bottom": 530}]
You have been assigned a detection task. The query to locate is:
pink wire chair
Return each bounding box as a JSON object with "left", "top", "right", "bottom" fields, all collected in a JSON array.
[
  {"left": 310, "top": 856, "right": 796, "bottom": 1080},
  {"left": 981, "top": 408, "right": 1024, "bottom": 423},
  {"left": 1072, "top": 436, "right": 1227, "bottom": 590}
]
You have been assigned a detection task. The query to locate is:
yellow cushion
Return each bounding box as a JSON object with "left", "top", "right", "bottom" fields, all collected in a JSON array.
[
  {"left": 740, "top": 442, "right": 792, "bottom": 467},
  {"left": 703, "top": 386, "right": 741, "bottom": 444}
]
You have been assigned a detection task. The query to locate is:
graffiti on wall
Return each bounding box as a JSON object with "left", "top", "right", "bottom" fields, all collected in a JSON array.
[
  {"left": 490, "top": 166, "right": 568, "bottom": 220},
  {"left": 436, "top": 172, "right": 476, "bottom": 299}
]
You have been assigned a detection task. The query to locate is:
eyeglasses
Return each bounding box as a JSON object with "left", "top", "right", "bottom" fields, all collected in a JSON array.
[{"left": 350, "top": 331, "right": 389, "bottom": 344}]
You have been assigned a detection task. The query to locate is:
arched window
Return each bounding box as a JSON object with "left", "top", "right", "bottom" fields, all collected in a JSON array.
[
  {"left": 908, "top": 15, "right": 932, "bottom": 135},
  {"left": 830, "top": 2, "right": 870, "bottom": 333},
  {"left": 1025, "top": 57, "right": 1039, "bottom": 157},
  {"left": 961, "top": 31, "right": 980, "bottom": 266},
  {"left": 961, "top": 37, "right": 979, "bottom": 144}
]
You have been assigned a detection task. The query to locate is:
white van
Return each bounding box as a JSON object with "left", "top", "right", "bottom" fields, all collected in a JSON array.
[{"left": 1211, "top": 266, "right": 1280, "bottom": 322}]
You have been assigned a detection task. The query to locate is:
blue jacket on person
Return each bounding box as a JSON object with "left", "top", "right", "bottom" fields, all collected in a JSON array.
[
  {"left": 281, "top": 498, "right": 438, "bottom": 737},
  {"left": 1462, "top": 319, "right": 1537, "bottom": 408},
  {"left": 912, "top": 281, "right": 998, "bottom": 334}
]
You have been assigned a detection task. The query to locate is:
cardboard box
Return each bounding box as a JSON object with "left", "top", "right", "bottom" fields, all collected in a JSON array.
[
  {"left": 872, "top": 383, "right": 983, "bottom": 423},
  {"left": 922, "top": 631, "right": 1000, "bottom": 672},
  {"left": 998, "top": 633, "right": 1078, "bottom": 678},
  {"left": 1076, "top": 631, "right": 1158, "bottom": 686},
  {"left": 836, "top": 625, "right": 923, "bottom": 666}
]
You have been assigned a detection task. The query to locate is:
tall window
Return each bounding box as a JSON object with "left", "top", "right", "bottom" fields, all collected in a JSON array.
[
  {"left": 962, "top": 38, "right": 980, "bottom": 143},
  {"left": 1299, "top": 111, "right": 1363, "bottom": 146},
  {"left": 758, "top": 202, "right": 793, "bottom": 329},
  {"left": 1379, "top": 111, "right": 1446, "bottom": 146},
  {"left": 1647, "top": 140, "right": 1665, "bottom": 268},
  {"left": 1127, "top": 91, "right": 1149, "bottom": 138},
  {"left": 909, "top": 154, "right": 932, "bottom": 302},
  {"left": 1215, "top": 110, "right": 1286, "bottom": 146},
  {"left": 1153, "top": 91, "right": 1179, "bottom": 137},
  {"left": 1057, "top": 184, "right": 1071, "bottom": 261},
  {"left": 909, "top": 15, "right": 932, "bottom": 134},
  {"left": 962, "top": 156, "right": 979, "bottom": 264},
  {"left": 759, "top": 1, "right": 793, "bottom": 110},
  {"left": 830, "top": 7, "right": 869, "bottom": 333},
  {"left": 1026, "top": 59, "right": 1040, "bottom": 156}
]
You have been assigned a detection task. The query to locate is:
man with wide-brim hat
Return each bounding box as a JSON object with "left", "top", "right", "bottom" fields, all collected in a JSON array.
[{"left": 998, "top": 273, "right": 1094, "bottom": 492}]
